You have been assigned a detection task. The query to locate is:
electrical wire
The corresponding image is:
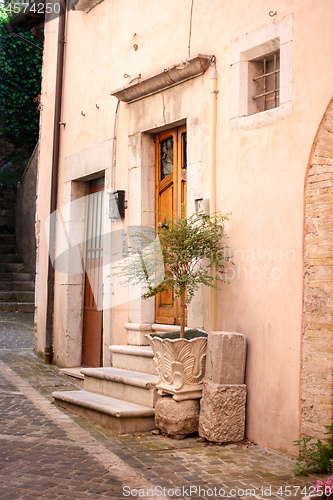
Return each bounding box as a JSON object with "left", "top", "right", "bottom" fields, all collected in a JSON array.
[{"left": 188, "top": 0, "right": 194, "bottom": 58}]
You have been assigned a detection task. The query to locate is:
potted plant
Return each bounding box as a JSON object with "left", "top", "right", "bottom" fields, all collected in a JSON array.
[
  {"left": 301, "top": 478, "right": 333, "bottom": 500},
  {"left": 296, "top": 425, "right": 333, "bottom": 500},
  {"left": 315, "top": 478, "right": 333, "bottom": 499},
  {"left": 113, "top": 209, "right": 232, "bottom": 400}
]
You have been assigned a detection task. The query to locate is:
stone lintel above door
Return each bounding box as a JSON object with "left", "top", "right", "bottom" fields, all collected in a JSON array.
[{"left": 110, "top": 54, "right": 212, "bottom": 104}]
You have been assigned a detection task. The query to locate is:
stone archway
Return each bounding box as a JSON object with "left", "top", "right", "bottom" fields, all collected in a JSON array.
[{"left": 302, "top": 98, "right": 333, "bottom": 438}]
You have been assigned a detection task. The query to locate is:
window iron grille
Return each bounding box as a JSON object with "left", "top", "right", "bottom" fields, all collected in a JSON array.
[{"left": 252, "top": 52, "right": 280, "bottom": 111}]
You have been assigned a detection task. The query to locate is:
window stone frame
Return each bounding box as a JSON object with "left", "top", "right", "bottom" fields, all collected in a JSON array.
[{"left": 230, "top": 15, "right": 293, "bottom": 128}]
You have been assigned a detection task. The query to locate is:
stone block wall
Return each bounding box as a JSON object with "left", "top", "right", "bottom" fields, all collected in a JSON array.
[
  {"left": 0, "top": 139, "right": 31, "bottom": 168},
  {"left": 302, "top": 102, "right": 333, "bottom": 438},
  {"left": 15, "top": 144, "right": 38, "bottom": 275}
]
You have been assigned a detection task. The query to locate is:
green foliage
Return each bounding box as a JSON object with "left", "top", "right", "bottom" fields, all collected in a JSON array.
[
  {"left": 0, "top": 5, "right": 10, "bottom": 23},
  {"left": 112, "top": 210, "right": 232, "bottom": 336},
  {"left": 147, "top": 211, "right": 231, "bottom": 302},
  {"left": 294, "top": 425, "right": 333, "bottom": 475},
  {"left": 325, "top": 422, "right": 333, "bottom": 447},
  {"left": 0, "top": 6, "right": 42, "bottom": 147}
]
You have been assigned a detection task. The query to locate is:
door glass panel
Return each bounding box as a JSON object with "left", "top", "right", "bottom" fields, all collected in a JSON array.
[
  {"left": 182, "top": 131, "right": 187, "bottom": 169},
  {"left": 96, "top": 191, "right": 102, "bottom": 249},
  {"left": 83, "top": 178, "right": 104, "bottom": 367},
  {"left": 160, "top": 136, "right": 174, "bottom": 180},
  {"left": 85, "top": 187, "right": 104, "bottom": 307},
  {"left": 91, "top": 193, "right": 97, "bottom": 251},
  {"left": 87, "top": 196, "right": 93, "bottom": 249}
]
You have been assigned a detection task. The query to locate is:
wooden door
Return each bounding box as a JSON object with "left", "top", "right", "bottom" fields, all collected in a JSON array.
[
  {"left": 82, "top": 178, "right": 104, "bottom": 367},
  {"left": 155, "top": 125, "right": 187, "bottom": 325}
]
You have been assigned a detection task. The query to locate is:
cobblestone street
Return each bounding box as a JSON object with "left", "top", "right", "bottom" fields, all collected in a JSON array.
[{"left": 0, "top": 313, "right": 328, "bottom": 499}]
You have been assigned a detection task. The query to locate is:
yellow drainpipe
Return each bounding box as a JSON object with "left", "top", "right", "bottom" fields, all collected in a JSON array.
[{"left": 209, "top": 63, "right": 218, "bottom": 332}]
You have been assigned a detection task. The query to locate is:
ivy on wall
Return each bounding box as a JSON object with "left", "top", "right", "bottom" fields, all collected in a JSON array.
[{"left": 0, "top": 8, "right": 42, "bottom": 148}]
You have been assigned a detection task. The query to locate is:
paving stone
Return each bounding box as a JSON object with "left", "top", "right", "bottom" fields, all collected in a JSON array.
[{"left": 0, "top": 312, "right": 330, "bottom": 500}]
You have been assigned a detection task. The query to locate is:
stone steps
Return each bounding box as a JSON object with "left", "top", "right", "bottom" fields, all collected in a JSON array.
[
  {"left": 0, "top": 244, "right": 14, "bottom": 254},
  {"left": 0, "top": 262, "right": 26, "bottom": 273},
  {"left": 0, "top": 233, "right": 35, "bottom": 313},
  {"left": 60, "top": 367, "right": 84, "bottom": 380},
  {"left": 53, "top": 347, "right": 159, "bottom": 434},
  {"left": 52, "top": 390, "right": 156, "bottom": 434},
  {"left": 0, "top": 302, "right": 34, "bottom": 313},
  {"left": 0, "top": 253, "right": 20, "bottom": 263},
  {"left": 0, "top": 272, "right": 33, "bottom": 281},
  {"left": 0, "top": 290, "right": 35, "bottom": 302},
  {"left": 109, "top": 345, "right": 157, "bottom": 375},
  {"left": 0, "top": 280, "right": 35, "bottom": 291},
  {"left": 0, "top": 234, "right": 15, "bottom": 245},
  {"left": 81, "top": 367, "right": 158, "bottom": 407}
]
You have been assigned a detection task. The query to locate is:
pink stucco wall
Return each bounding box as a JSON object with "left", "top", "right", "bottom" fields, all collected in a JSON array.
[{"left": 35, "top": 0, "right": 333, "bottom": 455}]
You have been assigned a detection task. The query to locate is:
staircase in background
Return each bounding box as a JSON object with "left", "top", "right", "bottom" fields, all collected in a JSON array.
[{"left": 0, "top": 233, "right": 35, "bottom": 313}]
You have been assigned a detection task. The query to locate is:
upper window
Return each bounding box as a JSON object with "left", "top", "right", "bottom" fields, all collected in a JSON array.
[{"left": 230, "top": 15, "right": 292, "bottom": 127}]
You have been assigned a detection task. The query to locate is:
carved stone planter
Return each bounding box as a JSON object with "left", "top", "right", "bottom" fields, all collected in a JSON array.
[{"left": 146, "top": 332, "right": 207, "bottom": 401}]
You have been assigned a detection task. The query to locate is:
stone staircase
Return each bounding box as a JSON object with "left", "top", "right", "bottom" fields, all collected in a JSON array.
[
  {"left": 0, "top": 233, "right": 35, "bottom": 313},
  {"left": 53, "top": 345, "right": 158, "bottom": 434}
]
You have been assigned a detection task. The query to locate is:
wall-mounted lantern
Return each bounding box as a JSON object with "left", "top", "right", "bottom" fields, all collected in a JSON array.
[
  {"left": 109, "top": 190, "right": 126, "bottom": 219},
  {"left": 194, "top": 198, "right": 210, "bottom": 215}
]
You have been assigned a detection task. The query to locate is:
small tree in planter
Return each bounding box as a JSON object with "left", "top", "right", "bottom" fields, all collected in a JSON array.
[
  {"left": 113, "top": 209, "right": 232, "bottom": 400},
  {"left": 147, "top": 210, "right": 231, "bottom": 338}
]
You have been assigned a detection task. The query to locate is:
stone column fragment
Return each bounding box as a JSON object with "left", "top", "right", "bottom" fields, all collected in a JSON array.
[
  {"left": 155, "top": 396, "right": 200, "bottom": 439},
  {"left": 199, "top": 381, "right": 246, "bottom": 443},
  {"left": 205, "top": 331, "right": 246, "bottom": 384}
]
